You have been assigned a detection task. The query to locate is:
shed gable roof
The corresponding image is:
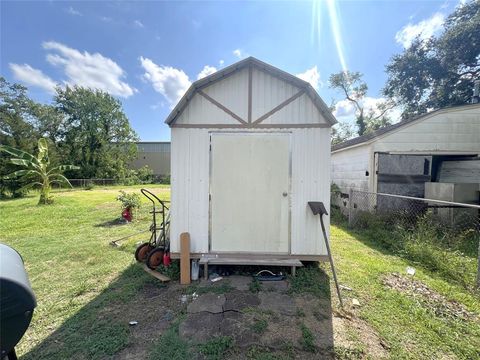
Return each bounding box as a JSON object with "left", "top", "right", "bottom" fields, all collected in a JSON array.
[{"left": 165, "top": 57, "right": 337, "bottom": 127}]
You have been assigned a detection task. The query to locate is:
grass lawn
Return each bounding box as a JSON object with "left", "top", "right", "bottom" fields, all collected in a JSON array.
[{"left": 1, "top": 186, "right": 479, "bottom": 359}]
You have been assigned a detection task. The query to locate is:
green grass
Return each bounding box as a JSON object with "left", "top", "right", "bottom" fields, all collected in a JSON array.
[
  {"left": 148, "top": 317, "right": 191, "bottom": 360},
  {"left": 0, "top": 186, "right": 170, "bottom": 358},
  {"left": 331, "top": 214, "right": 480, "bottom": 359},
  {"left": 299, "top": 323, "right": 316, "bottom": 352},
  {"left": 1, "top": 187, "right": 479, "bottom": 359}
]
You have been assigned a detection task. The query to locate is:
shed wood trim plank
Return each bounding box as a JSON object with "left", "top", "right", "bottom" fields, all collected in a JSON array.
[
  {"left": 252, "top": 90, "right": 305, "bottom": 125},
  {"left": 198, "top": 90, "right": 247, "bottom": 124},
  {"left": 248, "top": 65, "right": 253, "bottom": 123},
  {"left": 180, "top": 232, "right": 191, "bottom": 285},
  {"left": 171, "top": 123, "right": 330, "bottom": 129}
]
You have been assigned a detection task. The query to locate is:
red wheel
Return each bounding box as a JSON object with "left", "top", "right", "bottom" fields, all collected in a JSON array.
[
  {"left": 135, "top": 243, "right": 153, "bottom": 262},
  {"left": 146, "top": 247, "right": 165, "bottom": 270}
]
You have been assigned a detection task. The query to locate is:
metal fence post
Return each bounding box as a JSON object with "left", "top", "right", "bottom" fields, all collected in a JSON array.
[{"left": 348, "top": 188, "right": 353, "bottom": 227}]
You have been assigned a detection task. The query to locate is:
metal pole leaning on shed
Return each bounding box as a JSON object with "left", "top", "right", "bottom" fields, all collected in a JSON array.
[{"left": 308, "top": 202, "right": 344, "bottom": 308}]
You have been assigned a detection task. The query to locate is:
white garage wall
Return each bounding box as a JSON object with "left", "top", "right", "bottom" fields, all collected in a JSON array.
[
  {"left": 331, "top": 144, "right": 372, "bottom": 193},
  {"left": 373, "top": 106, "right": 480, "bottom": 154}
]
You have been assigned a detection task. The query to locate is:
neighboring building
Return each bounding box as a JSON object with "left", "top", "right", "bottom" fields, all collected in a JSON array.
[
  {"left": 167, "top": 56, "right": 336, "bottom": 264},
  {"left": 331, "top": 103, "right": 480, "bottom": 202},
  {"left": 130, "top": 142, "right": 171, "bottom": 176}
]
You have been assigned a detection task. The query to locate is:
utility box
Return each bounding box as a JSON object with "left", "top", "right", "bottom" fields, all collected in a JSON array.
[{"left": 425, "top": 182, "right": 479, "bottom": 225}]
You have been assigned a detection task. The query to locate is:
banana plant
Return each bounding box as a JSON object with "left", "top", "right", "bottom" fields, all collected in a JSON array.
[{"left": 0, "top": 138, "right": 79, "bottom": 204}]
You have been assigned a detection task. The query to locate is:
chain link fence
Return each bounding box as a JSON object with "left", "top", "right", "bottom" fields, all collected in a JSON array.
[
  {"left": 68, "top": 178, "right": 117, "bottom": 187},
  {"left": 339, "top": 189, "right": 480, "bottom": 288}
]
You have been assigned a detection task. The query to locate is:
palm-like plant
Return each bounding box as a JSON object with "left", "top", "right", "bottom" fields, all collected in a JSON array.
[{"left": 0, "top": 138, "right": 79, "bottom": 204}]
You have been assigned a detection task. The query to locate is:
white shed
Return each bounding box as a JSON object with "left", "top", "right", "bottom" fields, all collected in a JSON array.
[
  {"left": 331, "top": 104, "right": 480, "bottom": 201},
  {"left": 166, "top": 57, "right": 336, "bottom": 265}
]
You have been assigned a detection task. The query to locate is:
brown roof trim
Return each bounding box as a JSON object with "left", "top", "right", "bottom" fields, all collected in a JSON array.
[
  {"left": 164, "top": 57, "right": 337, "bottom": 127},
  {"left": 331, "top": 103, "right": 480, "bottom": 152}
]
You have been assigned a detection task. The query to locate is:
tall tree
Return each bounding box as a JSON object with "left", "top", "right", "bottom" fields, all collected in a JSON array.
[
  {"left": 329, "top": 71, "right": 394, "bottom": 136},
  {"left": 384, "top": 1, "right": 480, "bottom": 118},
  {"left": 54, "top": 86, "right": 138, "bottom": 179},
  {"left": 0, "top": 77, "right": 38, "bottom": 151}
]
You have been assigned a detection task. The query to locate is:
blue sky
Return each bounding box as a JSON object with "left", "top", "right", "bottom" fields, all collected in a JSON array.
[{"left": 1, "top": 0, "right": 462, "bottom": 141}]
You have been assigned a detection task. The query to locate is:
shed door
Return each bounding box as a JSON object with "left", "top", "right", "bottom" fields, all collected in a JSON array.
[{"left": 210, "top": 133, "right": 290, "bottom": 253}]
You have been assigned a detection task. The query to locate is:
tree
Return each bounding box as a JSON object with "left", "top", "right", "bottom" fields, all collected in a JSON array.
[
  {"left": 331, "top": 121, "right": 355, "bottom": 145},
  {"left": 329, "top": 71, "right": 394, "bottom": 136},
  {"left": 384, "top": 1, "right": 480, "bottom": 118},
  {"left": 0, "top": 138, "right": 79, "bottom": 204},
  {"left": 0, "top": 77, "right": 40, "bottom": 197},
  {"left": 54, "top": 86, "right": 138, "bottom": 179}
]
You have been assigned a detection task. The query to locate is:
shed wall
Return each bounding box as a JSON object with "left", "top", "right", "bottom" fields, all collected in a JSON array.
[{"left": 170, "top": 127, "right": 330, "bottom": 256}]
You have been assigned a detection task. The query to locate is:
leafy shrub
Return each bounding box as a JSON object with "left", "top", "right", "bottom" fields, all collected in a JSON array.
[
  {"left": 136, "top": 165, "right": 154, "bottom": 183},
  {"left": 116, "top": 190, "right": 141, "bottom": 210}
]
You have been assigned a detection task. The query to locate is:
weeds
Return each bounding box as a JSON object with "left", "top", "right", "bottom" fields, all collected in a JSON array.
[
  {"left": 251, "top": 319, "right": 268, "bottom": 334},
  {"left": 198, "top": 336, "right": 233, "bottom": 360},
  {"left": 299, "top": 323, "right": 316, "bottom": 352},
  {"left": 249, "top": 277, "right": 262, "bottom": 293},
  {"left": 148, "top": 317, "right": 190, "bottom": 360},
  {"left": 288, "top": 265, "right": 330, "bottom": 297}
]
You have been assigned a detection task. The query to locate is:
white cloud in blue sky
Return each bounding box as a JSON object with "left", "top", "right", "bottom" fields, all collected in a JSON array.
[
  {"left": 66, "top": 6, "right": 82, "bottom": 16},
  {"left": 395, "top": 12, "right": 445, "bottom": 48},
  {"left": 40, "top": 41, "right": 135, "bottom": 97},
  {"left": 9, "top": 63, "right": 57, "bottom": 94},
  {"left": 140, "top": 57, "right": 192, "bottom": 107},
  {"left": 197, "top": 65, "right": 217, "bottom": 80},
  {"left": 296, "top": 66, "right": 321, "bottom": 91}
]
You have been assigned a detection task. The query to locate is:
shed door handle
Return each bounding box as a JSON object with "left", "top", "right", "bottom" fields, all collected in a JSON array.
[{"left": 282, "top": 192, "right": 288, "bottom": 197}]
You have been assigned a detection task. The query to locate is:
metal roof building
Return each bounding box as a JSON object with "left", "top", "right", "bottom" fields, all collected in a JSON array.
[{"left": 331, "top": 103, "right": 480, "bottom": 201}]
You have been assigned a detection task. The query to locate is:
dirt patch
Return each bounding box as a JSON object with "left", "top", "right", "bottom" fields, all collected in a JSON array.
[
  {"left": 114, "top": 282, "right": 184, "bottom": 360},
  {"left": 332, "top": 313, "right": 389, "bottom": 359},
  {"left": 383, "top": 273, "right": 478, "bottom": 321}
]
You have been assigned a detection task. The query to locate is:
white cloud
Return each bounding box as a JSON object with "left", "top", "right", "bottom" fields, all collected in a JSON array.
[
  {"left": 296, "top": 66, "right": 321, "bottom": 90},
  {"left": 66, "top": 7, "right": 82, "bottom": 16},
  {"left": 100, "top": 16, "right": 112, "bottom": 22},
  {"left": 9, "top": 63, "right": 57, "bottom": 94},
  {"left": 134, "top": 20, "right": 144, "bottom": 28},
  {"left": 140, "top": 57, "right": 191, "bottom": 107},
  {"left": 219, "top": 59, "right": 224, "bottom": 67},
  {"left": 395, "top": 12, "right": 445, "bottom": 48},
  {"left": 333, "top": 99, "right": 356, "bottom": 118},
  {"left": 197, "top": 65, "right": 217, "bottom": 80},
  {"left": 43, "top": 41, "right": 135, "bottom": 97},
  {"left": 233, "top": 49, "right": 243, "bottom": 58}
]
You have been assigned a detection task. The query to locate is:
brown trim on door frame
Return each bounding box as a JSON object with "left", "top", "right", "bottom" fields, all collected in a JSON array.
[
  {"left": 252, "top": 90, "right": 305, "bottom": 125},
  {"left": 198, "top": 90, "right": 247, "bottom": 124}
]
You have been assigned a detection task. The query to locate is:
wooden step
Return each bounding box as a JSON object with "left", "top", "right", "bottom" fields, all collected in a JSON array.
[{"left": 198, "top": 257, "right": 303, "bottom": 267}]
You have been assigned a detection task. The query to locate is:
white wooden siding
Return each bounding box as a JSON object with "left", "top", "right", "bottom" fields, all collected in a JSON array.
[
  {"left": 203, "top": 67, "right": 249, "bottom": 120},
  {"left": 175, "top": 93, "right": 239, "bottom": 125},
  {"left": 373, "top": 107, "right": 480, "bottom": 154},
  {"left": 331, "top": 144, "right": 371, "bottom": 193},
  {"left": 170, "top": 128, "right": 330, "bottom": 256},
  {"left": 251, "top": 68, "right": 298, "bottom": 121}
]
